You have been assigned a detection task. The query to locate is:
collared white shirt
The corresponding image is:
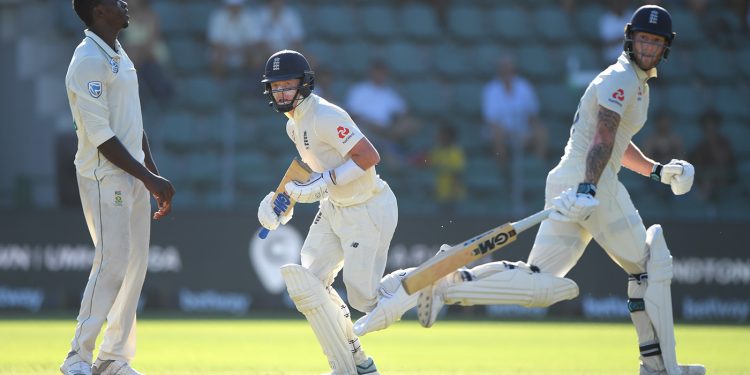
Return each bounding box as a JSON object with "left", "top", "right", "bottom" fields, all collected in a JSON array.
[
  {"left": 285, "top": 94, "right": 385, "bottom": 207},
  {"left": 256, "top": 5, "right": 304, "bottom": 51},
  {"left": 481, "top": 75, "right": 539, "bottom": 137},
  {"left": 66, "top": 29, "right": 144, "bottom": 180},
  {"left": 207, "top": 6, "right": 261, "bottom": 67},
  {"left": 561, "top": 52, "right": 656, "bottom": 181},
  {"left": 346, "top": 81, "right": 406, "bottom": 128}
]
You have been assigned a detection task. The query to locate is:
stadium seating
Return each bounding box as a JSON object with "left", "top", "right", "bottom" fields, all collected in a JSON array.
[{"left": 47, "top": 0, "right": 750, "bottom": 218}]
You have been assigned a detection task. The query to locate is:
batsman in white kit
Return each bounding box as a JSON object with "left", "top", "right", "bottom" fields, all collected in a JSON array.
[
  {"left": 60, "top": 1, "right": 175, "bottom": 374},
  {"left": 355, "top": 6, "right": 705, "bottom": 375},
  {"left": 256, "top": 50, "right": 400, "bottom": 375}
]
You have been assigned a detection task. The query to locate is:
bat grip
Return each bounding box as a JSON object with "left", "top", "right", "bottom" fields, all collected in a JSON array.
[
  {"left": 512, "top": 208, "right": 553, "bottom": 233},
  {"left": 258, "top": 227, "right": 270, "bottom": 239}
]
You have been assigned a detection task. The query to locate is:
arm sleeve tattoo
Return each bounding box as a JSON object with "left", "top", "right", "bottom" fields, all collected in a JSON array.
[{"left": 585, "top": 106, "right": 620, "bottom": 184}]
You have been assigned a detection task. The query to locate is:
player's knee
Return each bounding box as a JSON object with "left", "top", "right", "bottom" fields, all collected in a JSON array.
[
  {"left": 645, "top": 224, "right": 673, "bottom": 283},
  {"left": 528, "top": 273, "right": 579, "bottom": 307}
]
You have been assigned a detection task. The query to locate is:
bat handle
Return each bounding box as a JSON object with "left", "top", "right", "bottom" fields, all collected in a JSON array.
[
  {"left": 512, "top": 208, "right": 553, "bottom": 233},
  {"left": 258, "top": 227, "right": 270, "bottom": 239}
]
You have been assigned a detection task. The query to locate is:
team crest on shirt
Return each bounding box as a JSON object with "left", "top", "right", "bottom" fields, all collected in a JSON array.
[
  {"left": 109, "top": 57, "right": 119, "bottom": 73},
  {"left": 88, "top": 81, "right": 102, "bottom": 98},
  {"left": 303, "top": 131, "right": 309, "bottom": 149},
  {"left": 114, "top": 191, "right": 123, "bottom": 207}
]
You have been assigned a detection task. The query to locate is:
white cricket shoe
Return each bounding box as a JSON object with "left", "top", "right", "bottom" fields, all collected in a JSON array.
[
  {"left": 639, "top": 364, "right": 706, "bottom": 375},
  {"left": 322, "top": 357, "right": 379, "bottom": 375},
  {"left": 60, "top": 353, "right": 92, "bottom": 375},
  {"left": 353, "top": 269, "right": 418, "bottom": 336},
  {"left": 92, "top": 360, "right": 143, "bottom": 375},
  {"left": 417, "top": 245, "right": 472, "bottom": 328}
]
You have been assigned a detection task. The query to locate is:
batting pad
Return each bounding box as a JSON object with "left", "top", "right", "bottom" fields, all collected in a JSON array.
[
  {"left": 643, "top": 225, "right": 681, "bottom": 375},
  {"left": 444, "top": 263, "right": 579, "bottom": 308},
  {"left": 281, "top": 264, "right": 357, "bottom": 375}
]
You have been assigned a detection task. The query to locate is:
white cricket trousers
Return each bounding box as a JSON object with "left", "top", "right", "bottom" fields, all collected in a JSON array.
[
  {"left": 301, "top": 184, "right": 398, "bottom": 313},
  {"left": 70, "top": 172, "right": 150, "bottom": 363},
  {"left": 528, "top": 166, "right": 648, "bottom": 277}
]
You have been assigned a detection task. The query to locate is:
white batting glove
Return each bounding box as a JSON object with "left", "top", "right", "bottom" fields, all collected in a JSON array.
[
  {"left": 666, "top": 159, "right": 694, "bottom": 195},
  {"left": 284, "top": 173, "right": 329, "bottom": 203},
  {"left": 550, "top": 185, "right": 600, "bottom": 222},
  {"left": 258, "top": 191, "right": 280, "bottom": 230}
]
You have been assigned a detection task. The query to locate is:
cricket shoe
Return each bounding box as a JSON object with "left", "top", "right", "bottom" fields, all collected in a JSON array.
[
  {"left": 353, "top": 268, "right": 417, "bottom": 336},
  {"left": 92, "top": 360, "right": 142, "bottom": 375},
  {"left": 322, "top": 357, "right": 379, "bottom": 375},
  {"left": 639, "top": 364, "right": 706, "bottom": 375},
  {"left": 60, "top": 352, "right": 91, "bottom": 375},
  {"left": 417, "top": 245, "right": 474, "bottom": 328}
]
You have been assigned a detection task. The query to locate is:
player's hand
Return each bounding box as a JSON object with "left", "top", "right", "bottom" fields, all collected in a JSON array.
[
  {"left": 665, "top": 159, "right": 694, "bottom": 195},
  {"left": 550, "top": 185, "right": 599, "bottom": 222},
  {"left": 258, "top": 191, "right": 281, "bottom": 230},
  {"left": 146, "top": 174, "right": 175, "bottom": 220},
  {"left": 284, "top": 173, "right": 329, "bottom": 203}
]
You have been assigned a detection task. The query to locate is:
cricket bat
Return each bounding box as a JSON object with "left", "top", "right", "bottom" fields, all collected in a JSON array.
[
  {"left": 258, "top": 157, "right": 313, "bottom": 239},
  {"left": 401, "top": 208, "right": 553, "bottom": 295}
]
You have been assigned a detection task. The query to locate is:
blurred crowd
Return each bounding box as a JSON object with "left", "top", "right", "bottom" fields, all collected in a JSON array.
[{"left": 50, "top": 0, "right": 750, "bottom": 218}]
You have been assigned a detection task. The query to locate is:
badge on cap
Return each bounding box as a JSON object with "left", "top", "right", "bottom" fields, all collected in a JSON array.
[{"left": 88, "top": 81, "right": 102, "bottom": 98}]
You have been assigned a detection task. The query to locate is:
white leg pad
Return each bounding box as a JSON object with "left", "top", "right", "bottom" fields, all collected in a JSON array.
[
  {"left": 281, "top": 264, "right": 357, "bottom": 375},
  {"left": 643, "top": 225, "right": 681, "bottom": 375},
  {"left": 353, "top": 268, "right": 418, "bottom": 336},
  {"left": 444, "top": 262, "right": 579, "bottom": 308},
  {"left": 629, "top": 275, "right": 666, "bottom": 372}
]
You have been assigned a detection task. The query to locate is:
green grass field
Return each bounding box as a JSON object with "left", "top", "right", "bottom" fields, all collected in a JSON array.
[{"left": 1, "top": 319, "right": 748, "bottom": 374}]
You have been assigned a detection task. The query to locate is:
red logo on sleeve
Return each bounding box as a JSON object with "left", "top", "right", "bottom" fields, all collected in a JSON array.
[
  {"left": 612, "top": 88, "right": 625, "bottom": 101},
  {"left": 337, "top": 126, "right": 350, "bottom": 139}
]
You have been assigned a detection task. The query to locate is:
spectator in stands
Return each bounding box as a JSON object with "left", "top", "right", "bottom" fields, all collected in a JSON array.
[
  {"left": 346, "top": 60, "right": 419, "bottom": 170},
  {"left": 121, "top": 0, "right": 173, "bottom": 104},
  {"left": 643, "top": 111, "right": 685, "bottom": 164},
  {"left": 207, "top": 0, "right": 261, "bottom": 80},
  {"left": 600, "top": 0, "right": 632, "bottom": 61},
  {"left": 482, "top": 54, "right": 548, "bottom": 162},
  {"left": 482, "top": 54, "right": 547, "bottom": 215},
  {"left": 689, "top": 109, "right": 738, "bottom": 202},
  {"left": 427, "top": 125, "right": 466, "bottom": 213},
  {"left": 256, "top": 0, "right": 304, "bottom": 54}
]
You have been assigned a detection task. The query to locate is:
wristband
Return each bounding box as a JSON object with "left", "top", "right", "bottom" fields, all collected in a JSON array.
[
  {"left": 576, "top": 182, "right": 597, "bottom": 197},
  {"left": 323, "top": 158, "right": 366, "bottom": 186},
  {"left": 650, "top": 164, "right": 663, "bottom": 182}
]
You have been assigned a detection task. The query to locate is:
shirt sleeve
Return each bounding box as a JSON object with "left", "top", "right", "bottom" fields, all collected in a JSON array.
[
  {"left": 595, "top": 70, "right": 638, "bottom": 117},
  {"left": 314, "top": 110, "right": 365, "bottom": 157},
  {"left": 67, "top": 56, "right": 115, "bottom": 147}
]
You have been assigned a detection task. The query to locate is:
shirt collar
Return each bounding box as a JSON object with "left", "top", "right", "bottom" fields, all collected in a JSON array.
[
  {"left": 619, "top": 52, "right": 657, "bottom": 82},
  {"left": 286, "top": 93, "right": 317, "bottom": 121},
  {"left": 84, "top": 29, "right": 122, "bottom": 58}
]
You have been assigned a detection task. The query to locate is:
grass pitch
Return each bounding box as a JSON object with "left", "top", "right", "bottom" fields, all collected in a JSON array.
[{"left": 0, "top": 318, "right": 747, "bottom": 374}]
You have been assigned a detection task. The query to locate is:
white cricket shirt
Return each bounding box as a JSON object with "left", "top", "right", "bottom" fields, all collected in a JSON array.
[
  {"left": 66, "top": 30, "right": 145, "bottom": 180},
  {"left": 285, "top": 94, "right": 385, "bottom": 207},
  {"left": 559, "top": 52, "right": 655, "bottom": 183}
]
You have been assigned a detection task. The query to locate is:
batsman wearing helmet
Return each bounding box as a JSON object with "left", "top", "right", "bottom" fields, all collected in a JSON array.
[
  {"left": 256, "top": 50, "right": 402, "bottom": 375},
  {"left": 355, "top": 6, "right": 704, "bottom": 375}
]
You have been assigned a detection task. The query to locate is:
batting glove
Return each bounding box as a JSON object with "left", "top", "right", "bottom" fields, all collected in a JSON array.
[
  {"left": 550, "top": 183, "right": 600, "bottom": 222},
  {"left": 284, "top": 173, "right": 329, "bottom": 203},
  {"left": 257, "top": 191, "right": 294, "bottom": 230},
  {"left": 666, "top": 159, "right": 695, "bottom": 195}
]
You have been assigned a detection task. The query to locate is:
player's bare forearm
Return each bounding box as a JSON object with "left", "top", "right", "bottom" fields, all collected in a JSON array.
[
  {"left": 142, "top": 131, "right": 160, "bottom": 176},
  {"left": 584, "top": 106, "right": 620, "bottom": 184},
  {"left": 623, "top": 142, "right": 657, "bottom": 177},
  {"left": 98, "top": 136, "right": 154, "bottom": 182},
  {"left": 347, "top": 138, "right": 380, "bottom": 170}
]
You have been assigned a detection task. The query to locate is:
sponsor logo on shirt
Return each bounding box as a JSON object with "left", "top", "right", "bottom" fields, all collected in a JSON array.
[
  {"left": 109, "top": 57, "right": 119, "bottom": 74},
  {"left": 608, "top": 88, "right": 625, "bottom": 107},
  {"left": 88, "top": 81, "right": 102, "bottom": 98},
  {"left": 337, "top": 126, "right": 354, "bottom": 143}
]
